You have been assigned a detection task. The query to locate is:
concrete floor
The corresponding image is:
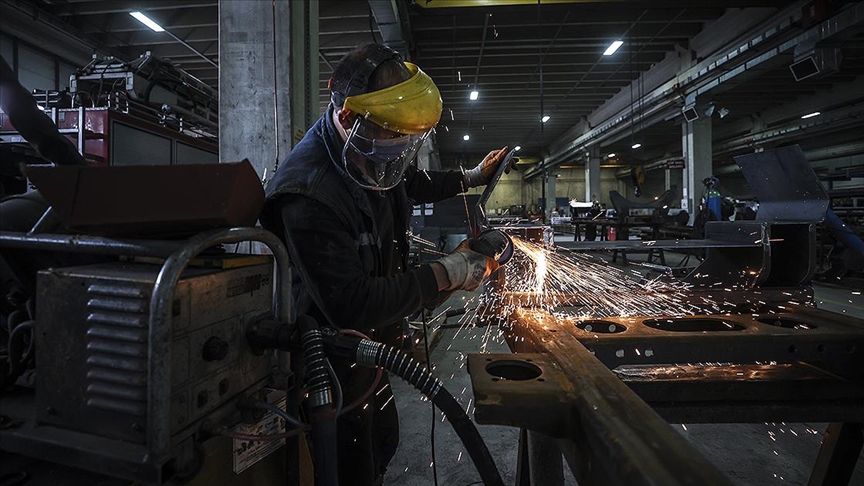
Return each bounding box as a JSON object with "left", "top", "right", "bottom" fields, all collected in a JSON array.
[{"left": 385, "top": 244, "right": 864, "bottom": 486}]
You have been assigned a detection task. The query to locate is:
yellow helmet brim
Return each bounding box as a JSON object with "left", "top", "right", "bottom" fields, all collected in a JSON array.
[{"left": 343, "top": 63, "right": 442, "bottom": 135}]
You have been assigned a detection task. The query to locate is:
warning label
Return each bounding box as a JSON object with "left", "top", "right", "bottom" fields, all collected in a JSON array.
[{"left": 232, "top": 397, "right": 287, "bottom": 474}]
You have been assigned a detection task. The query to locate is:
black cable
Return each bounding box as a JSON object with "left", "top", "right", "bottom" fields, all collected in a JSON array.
[
  {"left": 326, "top": 359, "right": 344, "bottom": 417},
  {"left": 422, "top": 310, "right": 439, "bottom": 486},
  {"left": 344, "top": 336, "right": 504, "bottom": 486},
  {"left": 250, "top": 400, "right": 306, "bottom": 429}
]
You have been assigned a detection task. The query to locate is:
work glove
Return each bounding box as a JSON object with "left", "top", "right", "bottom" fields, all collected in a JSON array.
[
  {"left": 437, "top": 239, "right": 500, "bottom": 292},
  {"left": 462, "top": 146, "right": 516, "bottom": 188}
]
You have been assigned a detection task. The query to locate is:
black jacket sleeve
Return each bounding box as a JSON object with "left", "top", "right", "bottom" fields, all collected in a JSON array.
[
  {"left": 403, "top": 165, "right": 465, "bottom": 204},
  {"left": 279, "top": 194, "right": 440, "bottom": 331}
]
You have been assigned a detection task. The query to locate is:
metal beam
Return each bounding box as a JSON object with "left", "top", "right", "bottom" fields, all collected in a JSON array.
[
  {"left": 0, "top": 0, "right": 125, "bottom": 64},
  {"left": 53, "top": 0, "right": 216, "bottom": 16},
  {"left": 526, "top": 2, "right": 864, "bottom": 179},
  {"left": 368, "top": 0, "right": 413, "bottom": 59},
  {"left": 714, "top": 103, "right": 864, "bottom": 157}
]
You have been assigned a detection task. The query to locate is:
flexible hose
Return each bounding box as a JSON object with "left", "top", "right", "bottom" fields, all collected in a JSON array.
[
  {"left": 355, "top": 340, "right": 504, "bottom": 486},
  {"left": 298, "top": 315, "right": 339, "bottom": 486},
  {"left": 338, "top": 329, "right": 382, "bottom": 415},
  {"left": 300, "top": 325, "right": 334, "bottom": 412}
]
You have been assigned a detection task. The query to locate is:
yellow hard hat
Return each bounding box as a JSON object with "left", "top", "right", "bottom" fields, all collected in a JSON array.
[{"left": 343, "top": 63, "right": 442, "bottom": 135}]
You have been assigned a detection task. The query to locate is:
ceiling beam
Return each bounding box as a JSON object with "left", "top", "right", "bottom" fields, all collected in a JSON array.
[{"left": 50, "top": 0, "right": 217, "bottom": 17}]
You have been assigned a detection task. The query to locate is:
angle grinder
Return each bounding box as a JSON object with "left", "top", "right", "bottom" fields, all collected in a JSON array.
[{"left": 471, "top": 228, "right": 514, "bottom": 265}]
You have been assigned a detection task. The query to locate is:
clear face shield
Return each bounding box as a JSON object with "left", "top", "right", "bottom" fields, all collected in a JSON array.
[{"left": 342, "top": 117, "right": 431, "bottom": 191}]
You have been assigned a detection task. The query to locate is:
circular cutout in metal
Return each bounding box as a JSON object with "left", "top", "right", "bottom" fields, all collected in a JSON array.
[
  {"left": 485, "top": 360, "right": 542, "bottom": 381},
  {"left": 642, "top": 318, "right": 745, "bottom": 332}
]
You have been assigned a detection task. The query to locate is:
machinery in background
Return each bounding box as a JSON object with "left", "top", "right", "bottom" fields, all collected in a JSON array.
[
  {"left": 0, "top": 52, "right": 217, "bottom": 178},
  {"left": 1, "top": 161, "right": 507, "bottom": 486},
  {"left": 0, "top": 162, "right": 291, "bottom": 484}
]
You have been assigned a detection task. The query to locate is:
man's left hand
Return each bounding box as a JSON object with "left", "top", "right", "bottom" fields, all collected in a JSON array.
[{"left": 463, "top": 146, "right": 516, "bottom": 188}]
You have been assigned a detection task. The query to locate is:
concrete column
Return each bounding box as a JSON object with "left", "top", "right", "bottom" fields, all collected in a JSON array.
[
  {"left": 219, "top": 0, "right": 293, "bottom": 181},
  {"left": 585, "top": 147, "right": 601, "bottom": 202},
  {"left": 545, "top": 171, "right": 557, "bottom": 217},
  {"left": 289, "top": 0, "right": 319, "bottom": 146},
  {"left": 681, "top": 113, "right": 713, "bottom": 212}
]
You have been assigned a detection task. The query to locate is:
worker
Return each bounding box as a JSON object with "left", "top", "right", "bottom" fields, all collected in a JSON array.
[{"left": 260, "top": 43, "right": 513, "bottom": 485}]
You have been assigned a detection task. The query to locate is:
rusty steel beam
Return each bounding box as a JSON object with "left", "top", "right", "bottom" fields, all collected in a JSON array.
[
  {"left": 471, "top": 303, "right": 864, "bottom": 485},
  {"left": 470, "top": 318, "right": 736, "bottom": 485}
]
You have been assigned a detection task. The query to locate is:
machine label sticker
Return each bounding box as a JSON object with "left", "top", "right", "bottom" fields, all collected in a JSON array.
[
  {"left": 226, "top": 273, "right": 265, "bottom": 298},
  {"left": 232, "top": 397, "right": 286, "bottom": 474}
]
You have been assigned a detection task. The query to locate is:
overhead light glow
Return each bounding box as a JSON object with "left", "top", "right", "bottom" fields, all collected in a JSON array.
[
  {"left": 631, "top": 143, "right": 642, "bottom": 149},
  {"left": 801, "top": 111, "right": 821, "bottom": 119},
  {"left": 514, "top": 145, "right": 522, "bottom": 151},
  {"left": 130, "top": 11, "right": 165, "bottom": 32},
  {"left": 463, "top": 134, "right": 470, "bottom": 141},
  {"left": 603, "top": 40, "right": 624, "bottom": 56},
  {"left": 541, "top": 115, "right": 550, "bottom": 123},
  {"left": 607, "top": 153, "right": 616, "bottom": 158},
  {"left": 469, "top": 90, "right": 479, "bottom": 101}
]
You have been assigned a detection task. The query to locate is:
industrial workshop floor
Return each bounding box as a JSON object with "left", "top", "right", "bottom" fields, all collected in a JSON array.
[{"left": 386, "top": 245, "right": 864, "bottom": 486}]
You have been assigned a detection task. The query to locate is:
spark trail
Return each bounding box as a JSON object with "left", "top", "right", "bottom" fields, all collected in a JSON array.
[{"left": 486, "top": 236, "right": 718, "bottom": 320}]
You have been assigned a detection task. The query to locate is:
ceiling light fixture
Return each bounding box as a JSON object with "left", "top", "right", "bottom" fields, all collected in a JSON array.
[
  {"left": 130, "top": 11, "right": 218, "bottom": 68},
  {"left": 469, "top": 90, "right": 479, "bottom": 101},
  {"left": 603, "top": 40, "right": 624, "bottom": 56},
  {"left": 718, "top": 107, "right": 730, "bottom": 119},
  {"left": 607, "top": 153, "right": 616, "bottom": 158},
  {"left": 801, "top": 111, "right": 821, "bottom": 119},
  {"left": 514, "top": 145, "right": 522, "bottom": 151},
  {"left": 463, "top": 134, "right": 470, "bottom": 141},
  {"left": 130, "top": 11, "right": 165, "bottom": 32},
  {"left": 541, "top": 115, "right": 550, "bottom": 123},
  {"left": 631, "top": 143, "right": 642, "bottom": 149}
]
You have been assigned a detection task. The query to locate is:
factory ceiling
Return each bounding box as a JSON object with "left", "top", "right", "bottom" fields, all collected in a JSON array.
[{"left": 3, "top": 0, "right": 863, "bottom": 170}]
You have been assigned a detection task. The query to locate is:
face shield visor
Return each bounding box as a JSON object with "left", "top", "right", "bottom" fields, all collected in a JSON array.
[
  {"left": 342, "top": 117, "right": 430, "bottom": 191},
  {"left": 339, "top": 63, "right": 442, "bottom": 191}
]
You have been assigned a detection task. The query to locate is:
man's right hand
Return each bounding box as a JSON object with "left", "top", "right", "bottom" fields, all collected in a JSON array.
[{"left": 433, "top": 239, "right": 500, "bottom": 292}]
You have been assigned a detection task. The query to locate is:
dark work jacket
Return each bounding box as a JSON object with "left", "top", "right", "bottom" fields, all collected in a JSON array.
[{"left": 260, "top": 105, "right": 464, "bottom": 333}]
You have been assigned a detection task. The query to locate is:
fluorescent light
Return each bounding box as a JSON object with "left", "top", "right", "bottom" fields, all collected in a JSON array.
[
  {"left": 801, "top": 111, "right": 820, "bottom": 119},
  {"left": 469, "top": 90, "right": 479, "bottom": 101},
  {"left": 130, "top": 11, "right": 164, "bottom": 32},
  {"left": 541, "top": 115, "right": 550, "bottom": 123},
  {"left": 463, "top": 134, "right": 470, "bottom": 141},
  {"left": 603, "top": 40, "right": 624, "bottom": 56},
  {"left": 631, "top": 143, "right": 642, "bottom": 149},
  {"left": 514, "top": 145, "right": 522, "bottom": 151}
]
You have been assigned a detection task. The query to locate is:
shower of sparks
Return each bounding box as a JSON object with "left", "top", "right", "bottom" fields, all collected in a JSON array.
[
  {"left": 424, "top": 235, "right": 731, "bottom": 354},
  {"left": 491, "top": 236, "right": 715, "bottom": 320},
  {"left": 534, "top": 248, "right": 547, "bottom": 293}
]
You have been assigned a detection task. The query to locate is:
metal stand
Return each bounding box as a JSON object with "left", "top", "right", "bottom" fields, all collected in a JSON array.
[{"left": 808, "top": 423, "right": 864, "bottom": 486}]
